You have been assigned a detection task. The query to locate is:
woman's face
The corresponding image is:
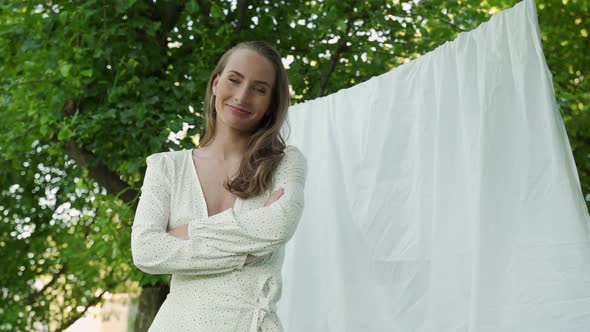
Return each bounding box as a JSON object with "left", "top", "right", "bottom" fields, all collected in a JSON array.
[{"left": 212, "top": 48, "right": 275, "bottom": 133}]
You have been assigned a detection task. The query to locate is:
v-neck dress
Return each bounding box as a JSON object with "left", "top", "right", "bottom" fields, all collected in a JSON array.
[{"left": 131, "top": 145, "right": 307, "bottom": 332}]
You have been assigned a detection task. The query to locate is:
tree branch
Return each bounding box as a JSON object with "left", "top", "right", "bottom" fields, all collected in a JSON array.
[
  {"left": 25, "top": 265, "right": 67, "bottom": 306},
  {"left": 234, "top": 0, "right": 249, "bottom": 33},
  {"left": 317, "top": 18, "right": 354, "bottom": 97},
  {"left": 63, "top": 140, "right": 139, "bottom": 208},
  {"left": 196, "top": 0, "right": 211, "bottom": 17},
  {"left": 58, "top": 288, "right": 108, "bottom": 331},
  {"left": 147, "top": 1, "right": 187, "bottom": 51},
  {"left": 59, "top": 98, "right": 139, "bottom": 210}
]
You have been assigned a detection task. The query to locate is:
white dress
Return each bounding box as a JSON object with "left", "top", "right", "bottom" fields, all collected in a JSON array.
[{"left": 131, "top": 145, "right": 308, "bottom": 331}]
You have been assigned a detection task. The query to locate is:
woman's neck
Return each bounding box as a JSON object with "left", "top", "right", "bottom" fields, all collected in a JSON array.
[{"left": 201, "top": 126, "right": 249, "bottom": 161}]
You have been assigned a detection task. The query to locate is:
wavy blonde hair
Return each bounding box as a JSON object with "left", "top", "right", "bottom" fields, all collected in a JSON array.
[{"left": 198, "top": 41, "right": 291, "bottom": 199}]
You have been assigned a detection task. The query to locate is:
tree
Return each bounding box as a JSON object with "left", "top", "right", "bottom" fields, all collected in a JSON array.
[{"left": 1, "top": 0, "right": 587, "bottom": 330}]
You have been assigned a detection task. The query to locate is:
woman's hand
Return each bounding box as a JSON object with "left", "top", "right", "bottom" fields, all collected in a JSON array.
[
  {"left": 167, "top": 224, "right": 189, "bottom": 240},
  {"left": 245, "top": 254, "right": 258, "bottom": 264},
  {"left": 264, "top": 188, "right": 284, "bottom": 207}
]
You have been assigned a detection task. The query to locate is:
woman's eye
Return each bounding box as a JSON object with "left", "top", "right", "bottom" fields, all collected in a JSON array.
[
  {"left": 229, "top": 78, "right": 240, "bottom": 84},
  {"left": 255, "top": 88, "right": 267, "bottom": 94}
]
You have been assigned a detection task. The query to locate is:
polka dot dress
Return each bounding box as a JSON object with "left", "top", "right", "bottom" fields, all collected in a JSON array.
[{"left": 131, "top": 145, "right": 308, "bottom": 331}]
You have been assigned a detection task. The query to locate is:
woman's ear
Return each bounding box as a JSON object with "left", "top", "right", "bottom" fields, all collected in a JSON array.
[{"left": 212, "top": 74, "right": 219, "bottom": 95}]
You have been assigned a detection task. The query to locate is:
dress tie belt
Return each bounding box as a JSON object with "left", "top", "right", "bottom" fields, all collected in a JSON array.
[
  {"left": 248, "top": 296, "right": 271, "bottom": 332},
  {"left": 217, "top": 290, "right": 273, "bottom": 331}
]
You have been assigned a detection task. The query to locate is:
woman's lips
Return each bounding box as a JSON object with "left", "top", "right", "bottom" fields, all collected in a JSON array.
[{"left": 227, "top": 104, "right": 250, "bottom": 116}]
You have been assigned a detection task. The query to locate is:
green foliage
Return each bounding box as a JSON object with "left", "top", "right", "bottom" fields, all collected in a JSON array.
[{"left": 0, "top": 0, "right": 587, "bottom": 330}]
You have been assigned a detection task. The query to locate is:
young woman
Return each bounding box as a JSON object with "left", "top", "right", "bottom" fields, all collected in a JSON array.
[{"left": 131, "top": 40, "right": 307, "bottom": 331}]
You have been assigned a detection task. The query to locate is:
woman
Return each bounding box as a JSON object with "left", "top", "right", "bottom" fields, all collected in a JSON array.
[{"left": 131, "top": 41, "right": 308, "bottom": 331}]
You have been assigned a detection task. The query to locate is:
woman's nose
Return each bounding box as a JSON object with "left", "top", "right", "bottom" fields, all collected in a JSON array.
[{"left": 235, "top": 85, "right": 250, "bottom": 104}]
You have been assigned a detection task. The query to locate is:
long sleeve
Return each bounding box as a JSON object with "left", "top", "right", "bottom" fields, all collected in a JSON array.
[
  {"left": 131, "top": 152, "right": 248, "bottom": 275},
  {"left": 187, "top": 145, "right": 308, "bottom": 257}
]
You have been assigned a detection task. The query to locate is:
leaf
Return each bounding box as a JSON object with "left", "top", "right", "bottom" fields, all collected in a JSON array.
[
  {"left": 59, "top": 63, "right": 72, "bottom": 77},
  {"left": 186, "top": 0, "right": 199, "bottom": 13},
  {"left": 115, "top": 0, "right": 137, "bottom": 14},
  {"left": 81, "top": 69, "right": 93, "bottom": 77},
  {"left": 210, "top": 3, "right": 224, "bottom": 18},
  {"left": 57, "top": 126, "right": 72, "bottom": 141}
]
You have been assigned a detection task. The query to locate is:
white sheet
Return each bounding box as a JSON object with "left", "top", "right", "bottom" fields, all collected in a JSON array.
[{"left": 277, "top": 0, "right": 590, "bottom": 330}]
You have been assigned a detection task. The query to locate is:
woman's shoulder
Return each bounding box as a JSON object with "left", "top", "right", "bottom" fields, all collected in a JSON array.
[
  {"left": 281, "top": 144, "right": 306, "bottom": 162},
  {"left": 146, "top": 149, "right": 186, "bottom": 162},
  {"left": 277, "top": 145, "right": 307, "bottom": 175},
  {"left": 145, "top": 149, "right": 187, "bottom": 174}
]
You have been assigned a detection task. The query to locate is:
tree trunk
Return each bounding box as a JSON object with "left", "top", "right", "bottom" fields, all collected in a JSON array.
[{"left": 134, "top": 281, "right": 169, "bottom": 332}]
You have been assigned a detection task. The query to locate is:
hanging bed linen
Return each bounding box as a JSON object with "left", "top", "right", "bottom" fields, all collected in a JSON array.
[{"left": 277, "top": 0, "right": 590, "bottom": 331}]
